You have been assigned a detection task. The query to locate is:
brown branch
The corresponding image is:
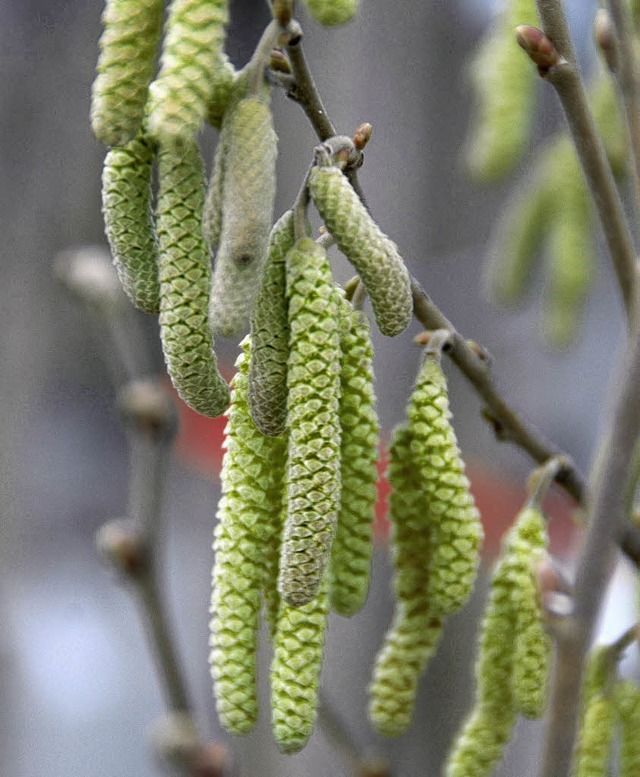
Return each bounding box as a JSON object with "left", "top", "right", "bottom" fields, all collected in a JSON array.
[
  {"left": 285, "top": 35, "right": 336, "bottom": 140},
  {"left": 539, "top": 325, "right": 640, "bottom": 777},
  {"left": 534, "top": 0, "right": 638, "bottom": 324}
]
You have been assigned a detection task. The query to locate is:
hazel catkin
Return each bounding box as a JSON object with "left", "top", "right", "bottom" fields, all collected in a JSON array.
[
  {"left": 308, "top": 164, "right": 413, "bottom": 338},
  {"left": 329, "top": 293, "right": 380, "bottom": 617},
  {"left": 155, "top": 139, "right": 229, "bottom": 417},
  {"left": 209, "top": 338, "right": 286, "bottom": 734},
  {"left": 302, "top": 0, "right": 359, "bottom": 26},
  {"left": 209, "top": 95, "right": 278, "bottom": 339},
  {"left": 102, "top": 131, "right": 160, "bottom": 313},
  {"left": 91, "top": 0, "right": 164, "bottom": 147},
  {"left": 614, "top": 681, "right": 640, "bottom": 777},
  {"left": 572, "top": 694, "right": 615, "bottom": 777},
  {"left": 278, "top": 238, "right": 342, "bottom": 608}
]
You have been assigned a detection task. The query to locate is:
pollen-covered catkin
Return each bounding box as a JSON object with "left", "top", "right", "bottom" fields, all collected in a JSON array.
[
  {"left": 302, "top": 0, "right": 359, "bottom": 26},
  {"left": 368, "top": 424, "right": 443, "bottom": 737},
  {"left": 147, "top": 0, "right": 230, "bottom": 145},
  {"left": 308, "top": 164, "right": 412, "bottom": 337},
  {"left": 209, "top": 95, "right": 278, "bottom": 339},
  {"left": 572, "top": 694, "right": 615, "bottom": 777},
  {"left": 248, "top": 211, "right": 295, "bottom": 437},
  {"left": 406, "top": 349, "right": 483, "bottom": 617},
  {"left": 270, "top": 578, "right": 330, "bottom": 753},
  {"left": 209, "top": 338, "right": 286, "bottom": 734},
  {"left": 91, "top": 0, "right": 164, "bottom": 147},
  {"left": 329, "top": 294, "right": 379, "bottom": 617},
  {"left": 156, "top": 140, "right": 230, "bottom": 417},
  {"left": 102, "top": 131, "right": 160, "bottom": 313},
  {"left": 278, "top": 238, "right": 342, "bottom": 608},
  {"left": 614, "top": 681, "right": 640, "bottom": 777},
  {"left": 465, "top": 0, "right": 537, "bottom": 180}
]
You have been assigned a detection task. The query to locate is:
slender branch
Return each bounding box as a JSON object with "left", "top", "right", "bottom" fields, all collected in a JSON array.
[
  {"left": 534, "top": 0, "right": 638, "bottom": 324},
  {"left": 285, "top": 36, "right": 336, "bottom": 140},
  {"left": 539, "top": 325, "right": 640, "bottom": 776}
]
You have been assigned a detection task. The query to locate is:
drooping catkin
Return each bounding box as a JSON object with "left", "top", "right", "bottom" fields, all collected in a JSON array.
[
  {"left": 614, "top": 681, "right": 640, "bottom": 777},
  {"left": 445, "top": 506, "right": 546, "bottom": 777},
  {"left": 329, "top": 294, "right": 379, "bottom": 617},
  {"left": 406, "top": 347, "right": 483, "bottom": 617},
  {"left": 203, "top": 137, "right": 226, "bottom": 253},
  {"left": 91, "top": 0, "right": 165, "bottom": 147},
  {"left": 302, "top": 0, "right": 359, "bottom": 26},
  {"left": 572, "top": 694, "right": 615, "bottom": 777},
  {"left": 278, "top": 238, "right": 342, "bottom": 608},
  {"left": 542, "top": 137, "right": 593, "bottom": 348},
  {"left": 156, "top": 139, "right": 230, "bottom": 417},
  {"left": 102, "top": 131, "right": 160, "bottom": 313},
  {"left": 308, "top": 164, "right": 413, "bottom": 337},
  {"left": 209, "top": 95, "right": 278, "bottom": 339},
  {"left": 209, "top": 338, "right": 286, "bottom": 734},
  {"left": 572, "top": 646, "right": 614, "bottom": 769},
  {"left": 147, "top": 0, "right": 230, "bottom": 145},
  {"left": 465, "top": 0, "right": 538, "bottom": 181},
  {"left": 248, "top": 211, "right": 295, "bottom": 437},
  {"left": 270, "top": 577, "right": 330, "bottom": 753},
  {"left": 368, "top": 424, "right": 443, "bottom": 737}
]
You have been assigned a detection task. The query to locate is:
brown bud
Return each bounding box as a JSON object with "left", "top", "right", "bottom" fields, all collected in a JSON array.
[
  {"left": 353, "top": 122, "right": 373, "bottom": 151},
  {"left": 269, "top": 48, "right": 292, "bottom": 73},
  {"left": 515, "top": 25, "right": 562, "bottom": 73},
  {"left": 594, "top": 9, "right": 618, "bottom": 72},
  {"left": 272, "top": 0, "right": 293, "bottom": 27},
  {"left": 96, "top": 519, "right": 147, "bottom": 577},
  {"left": 117, "top": 379, "right": 178, "bottom": 440}
]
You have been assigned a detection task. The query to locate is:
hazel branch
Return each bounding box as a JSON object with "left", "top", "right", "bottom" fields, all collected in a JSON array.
[{"left": 531, "top": 3, "right": 638, "bottom": 323}]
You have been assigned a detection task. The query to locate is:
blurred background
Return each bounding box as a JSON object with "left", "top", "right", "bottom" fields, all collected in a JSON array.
[{"left": 0, "top": 0, "right": 637, "bottom": 774}]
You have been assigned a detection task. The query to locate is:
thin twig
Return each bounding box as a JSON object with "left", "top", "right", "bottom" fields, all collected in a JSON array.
[
  {"left": 285, "top": 36, "right": 336, "bottom": 140},
  {"left": 539, "top": 325, "right": 640, "bottom": 776},
  {"left": 534, "top": 0, "right": 638, "bottom": 323}
]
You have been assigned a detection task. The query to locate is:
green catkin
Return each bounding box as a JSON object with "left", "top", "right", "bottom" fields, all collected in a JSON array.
[
  {"left": 445, "top": 506, "right": 546, "bottom": 777},
  {"left": 302, "top": 0, "right": 359, "bottom": 26},
  {"left": 368, "top": 425, "right": 443, "bottom": 737},
  {"left": 542, "top": 137, "right": 593, "bottom": 348},
  {"left": 329, "top": 294, "right": 380, "bottom": 617},
  {"left": 209, "top": 339, "right": 286, "bottom": 734},
  {"left": 572, "top": 694, "right": 615, "bottom": 777},
  {"left": 206, "top": 57, "right": 238, "bottom": 130},
  {"left": 248, "top": 211, "right": 295, "bottom": 437},
  {"left": 91, "top": 0, "right": 165, "bottom": 147},
  {"left": 614, "top": 681, "right": 640, "bottom": 776},
  {"left": 209, "top": 95, "right": 278, "bottom": 339},
  {"left": 573, "top": 646, "right": 614, "bottom": 768},
  {"left": 102, "top": 131, "right": 160, "bottom": 313},
  {"left": 270, "top": 578, "right": 330, "bottom": 753},
  {"left": 465, "top": 0, "right": 538, "bottom": 181},
  {"left": 147, "top": 0, "right": 230, "bottom": 145},
  {"left": 278, "top": 238, "right": 342, "bottom": 608},
  {"left": 308, "top": 164, "right": 413, "bottom": 338},
  {"left": 406, "top": 350, "right": 483, "bottom": 617},
  {"left": 203, "top": 136, "right": 225, "bottom": 253},
  {"left": 156, "top": 139, "right": 230, "bottom": 417}
]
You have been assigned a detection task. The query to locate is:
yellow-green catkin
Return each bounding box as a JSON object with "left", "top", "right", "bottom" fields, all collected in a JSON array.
[
  {"left": 445, "top": 506, "right": 546, "bottom": 777},
  {"left": 270, "top": 578, "right": 330, "bottom": 753},
  {"left": 156, "top": 140, "right": 230, "bottom": 417},
  {"left": 308, "top": 164, "right": 413, "bottom": 338},
  {"left": 248, "top": 211, "right": 295, "bottom": 438},
  {"left": 542, "top": 137, "right": 593, "bottom": 348},
  {"left": 278, "top": 238, "right": 342, "bottom": 608},
  {"left": 91, "top": 0, "right": 164, "bottom": 147},
  {"left": 466, "top": 0, "right": 538, "bottom": 181},
  {"left": 614, "top": 681, "right": 640, "bottom": 776},
  {"left": 406, "top": 350, "right": 483, "bottom": 617},
  {"left": 302, "top": 0, "right": 359, "bottom": 26},
  {"left": 147, "top": 0, "right": 230, "bottom": 145},
  {"left": 209, "top": 95, "right": 278, "bottom": 339},
  {"left": 203, "top": 137, "right": 226, "bottom": 253},
  {"left": 209, "top": 338, "right": 286, "bottom": 734},
  {"left": 572, "top": 694, "right": 615, "bottom": 777},
  {"left": 368, "top": 424, "right": 444, "bottom": 737},
  {"left": 206, "top": 57, "right": 239, "bottom": 130},
  {"left": 572, "top": 646, "right": 614, "bottom": 768},
  {"left": 102, "top": 131, "right": 160, "bottom": 313},
  {"left": 329, "top": 294, "right": 380, "bottom": 617}
]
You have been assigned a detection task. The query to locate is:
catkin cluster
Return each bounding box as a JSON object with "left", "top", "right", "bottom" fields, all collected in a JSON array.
[
  {"left": 369, "top": 340, "right": 483, "bottom": 737},
  {"left": 445, "top": 505, "right": 551, "bottom": 777}
]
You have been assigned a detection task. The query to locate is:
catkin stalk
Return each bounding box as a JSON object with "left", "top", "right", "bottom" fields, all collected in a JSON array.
[
  {"left": 147, "top": 0, "right": 230, "bottom": 145},
  {"left": 308, "top": 164, "right": 413, "bottom": 337},
  {"left": 209, "top": 338, "right": 286, "bottom": 734},
  {"left": 209, "top": 95, "right": 278, "bottom": 338},
  {"left": 156, "top": 140, "right": 229, "bottom": 417},
  {"left": 248, "top": 211, "right": 295, "bottom": 437},
  {"left": 91, "top": 0, "right": 165, "bottom": 147},
  {"left": 278, "top": 238, "right": 342, "bottom": 608},
  {"left": 102, "top": 131, "right": 160, "bottom": 313}
]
